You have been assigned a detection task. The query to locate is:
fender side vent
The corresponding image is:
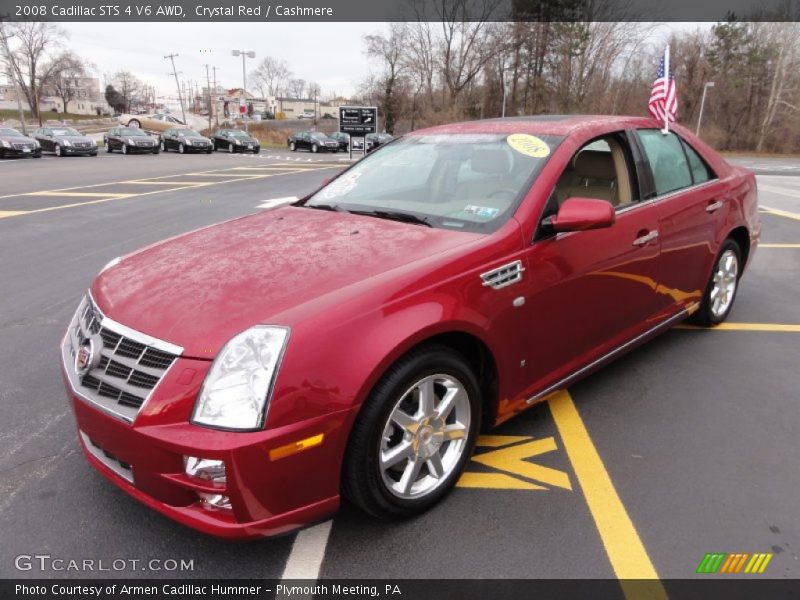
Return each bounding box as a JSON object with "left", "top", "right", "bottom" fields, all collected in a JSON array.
[{"left": 481, "top": 260, "right": 525, "bottom": 290}]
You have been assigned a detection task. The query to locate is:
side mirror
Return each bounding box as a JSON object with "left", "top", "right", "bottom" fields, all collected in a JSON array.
[{"left": 545, "top": 198, "right": 615, "bottom": 233}]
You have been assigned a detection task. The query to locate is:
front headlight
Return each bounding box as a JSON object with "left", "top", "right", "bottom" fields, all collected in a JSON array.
[
  {"left": 192, "top": 326, "right": 289, "bottom": 431},
  {"left": 1, "top": 140, "right": 10, "bottom": 148},
  {"left": 33, "top": 140, "right": 40, "bottom": 148},
  {"left": 234, "top": 139, "right": 242, "bottom": 145},
  {"left": 127, "top": 138, "right": 136, "bottom": 144},
  {"left": 63, "top": 140, "right": 72, "bottom": 147}
]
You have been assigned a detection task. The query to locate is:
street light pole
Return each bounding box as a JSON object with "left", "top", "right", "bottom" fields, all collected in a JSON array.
[
  {"left": 212, "top": 66, "right": 219, "bottom": 127},
  {"left": 696, "top": 81, "right": 715, "bottom": 137},
  {"left": 203, "top": 64, "right": 212, "bottom": 130},
  {"left": 231, "top": 49, "right": 255, "bottom": 132}
]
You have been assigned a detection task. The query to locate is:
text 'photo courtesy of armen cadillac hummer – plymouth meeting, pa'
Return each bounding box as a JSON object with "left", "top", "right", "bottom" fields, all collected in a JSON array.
[{"left": 0, "top": 0, "right": 798, "bottom": 599}]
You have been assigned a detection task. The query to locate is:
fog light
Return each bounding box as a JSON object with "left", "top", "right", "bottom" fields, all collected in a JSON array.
[
  {"left": 197, "top": 492, "right": 232, "bottom": 510},
  {"left": 184, "top": 456, "right": 226, "bottom": 486}
]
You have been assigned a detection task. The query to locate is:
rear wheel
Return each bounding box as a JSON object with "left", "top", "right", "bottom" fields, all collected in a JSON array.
[
  {"left": 178, "top": 143, "right": 185, "bottom": 154},
  {"left": 691, "top": 238, "right": 742, "bottom": 326},
  {"left": 289, "top": 141, "right": 296, "bottom": 151},
  {"left": 342, "top": 345, "right": 480, "bottom": 519}
]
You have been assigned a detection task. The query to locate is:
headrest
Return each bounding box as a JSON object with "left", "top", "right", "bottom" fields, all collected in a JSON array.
[
  {"left": 470, "top": 149, "right": 510, "bottom": 175},
  {"left": 574, "top": 150, "right": 615, "bottom": 181}
]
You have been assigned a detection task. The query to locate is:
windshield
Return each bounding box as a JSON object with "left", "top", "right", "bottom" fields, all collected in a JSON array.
[
  {"left": 52, "top": 128, "right": 80, "bottom": 136},
  {"left": 119, "top": 128, "right": 148, "bottom": 137},
  {"left": 0, "top": 128, "right": 21, "bottom": 136},
  {"left": 310, "top": 132, "right": 328, "bottom": 140},
  {"left": 228, "top": 130, "right": 250, "bottom": 138},
  {"left": 177, "top": 130, "right": 201, "bottom": 136},
  {"left": 305, "top": 133, "right": 560, "bottom": 233}
]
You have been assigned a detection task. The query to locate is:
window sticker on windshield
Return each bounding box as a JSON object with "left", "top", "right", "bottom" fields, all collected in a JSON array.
[
  {"left": 319, "top": 172, "right": 362, "bottom": 199},
  {"left": 507, "top": 134, "right": 550, "bottom": 158},
  {"left": 462, "top": 205, "right": 500, "bottom": 219}
]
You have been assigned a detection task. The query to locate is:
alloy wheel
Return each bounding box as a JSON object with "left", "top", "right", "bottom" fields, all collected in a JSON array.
[
  {"left": 379, "top": 374, "right": 471, "bottom": 500},
  {"left": 710, "top": 249, "right": 738, "bottom": 318},
  {"left": 229, "top": 143, "right": 234, "bottom": 152},
  {"left": 179, "top": 143, "right": 185, "bottom": 154}
]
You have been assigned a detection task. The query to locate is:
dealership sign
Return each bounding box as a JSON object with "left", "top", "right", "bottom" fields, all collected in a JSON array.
[{"left": 339, "top": 106, "right": 377, "bottom": 135}]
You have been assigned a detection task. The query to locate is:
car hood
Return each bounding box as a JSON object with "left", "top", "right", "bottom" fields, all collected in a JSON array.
[
  {"left": 1, "top": 136, "right": 34, "bottom": 143},
  {"left": 92, "top": 207, "right": 478, "bottom": 357},
  {"left": 186, "top": 137, "right": 210, "bottom": 143},
  {"left": 57, "top": 135, "right": 93, "bottom": 143}
]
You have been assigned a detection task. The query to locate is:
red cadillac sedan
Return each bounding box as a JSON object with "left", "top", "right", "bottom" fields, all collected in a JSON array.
[{"left": 61, "top": 115, "right": 760, "bottom": 538}]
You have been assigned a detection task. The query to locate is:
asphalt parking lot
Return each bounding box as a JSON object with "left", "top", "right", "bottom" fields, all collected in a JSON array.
[{"left": 0, "top": 149, "right": 797, "bottom": 589}]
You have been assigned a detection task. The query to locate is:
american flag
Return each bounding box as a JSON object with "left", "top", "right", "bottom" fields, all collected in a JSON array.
[{"left": 648, "top": 52, "right": 678, "bottom": 126}]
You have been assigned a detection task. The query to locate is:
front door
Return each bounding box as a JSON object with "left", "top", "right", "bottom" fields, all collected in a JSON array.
[{"left": 519, "top": 132, "right": 663, "bottom": 396}]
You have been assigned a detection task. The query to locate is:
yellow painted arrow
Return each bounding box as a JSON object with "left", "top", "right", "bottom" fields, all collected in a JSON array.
[{"left": 456, "top": 435, "right": 572, "bottom": 491}]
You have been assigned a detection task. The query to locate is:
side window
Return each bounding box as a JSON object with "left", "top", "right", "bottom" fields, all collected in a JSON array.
[
  {"left": 680, "top": 138, "right": 715, "bottom": 185},
  {"left": 637, "top": 130, "right": 693, "bottom": 196},
  {"left": 553, "top": 134, "right": 635, "bottom": 208}
]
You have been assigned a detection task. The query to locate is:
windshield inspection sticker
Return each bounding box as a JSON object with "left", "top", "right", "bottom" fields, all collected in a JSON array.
[
  {"left": 462, "top": 205, "right": 500, "bottom": 219},
  {"left": 507, "top": 134, "right": 550, "bottom": 158}
]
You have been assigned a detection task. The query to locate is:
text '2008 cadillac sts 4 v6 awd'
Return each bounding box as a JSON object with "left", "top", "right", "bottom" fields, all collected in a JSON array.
[{"left": 61, "top": 115, "right": 760, "bottom": 539}]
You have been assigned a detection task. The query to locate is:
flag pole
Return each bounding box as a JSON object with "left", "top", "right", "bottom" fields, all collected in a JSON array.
[{"left": 661, "top": 45, "right": 670, "bottom": 135}]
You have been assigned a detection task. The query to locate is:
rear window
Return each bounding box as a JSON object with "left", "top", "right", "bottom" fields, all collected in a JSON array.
[{"left": 637, "top": 130, "right": 692, "bottom": 196}]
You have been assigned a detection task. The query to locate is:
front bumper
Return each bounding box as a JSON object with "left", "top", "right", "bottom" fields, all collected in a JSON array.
[
  {"left": 61, "top": 146, "right": 97, "bottom": 155},
  {"left": 1, "top": 146, "right": 41, "bottom": 157},
  {"left": 61, "top": 329, "right": 353, "bottom": 539},
  {"left": 127, "top": 143, "right": 158, "bottom": 153}
]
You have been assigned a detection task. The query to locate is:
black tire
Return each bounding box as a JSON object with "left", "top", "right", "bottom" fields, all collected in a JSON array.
[
  {"left": 89, "top": 152, "right": 97, "bottom": 157},
  {"left": 161, "top": 140, "right": 167, "bottom": 152},
  {"left": 106, "top": 143, "right": 112, "bottom": 153},
  {"left": 206, "top": 148, "right": 213, "bottom": 154},
  {"left": 152, "top": 148, "right": 159, "bottom": 155},
  {"left": 342, "top": 345, "right": 481, "bottom": 519},
  {"left": 690, "top": 238, "right": 742, "bottom": 326},
  {"left": 55, "top": 145, "right": 63, "bottom": 157}
]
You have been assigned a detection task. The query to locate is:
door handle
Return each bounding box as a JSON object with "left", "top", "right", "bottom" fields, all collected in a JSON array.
[
  {"left": 633, "top": 230, "right": 659, "bottom": 247},
  {"left": 706, "top": 200, "right": 724, "bottom": 213}
]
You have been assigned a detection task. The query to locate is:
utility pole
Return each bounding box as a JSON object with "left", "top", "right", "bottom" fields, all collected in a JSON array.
[
  {"left": 204, "top": 64, "right": 213, "bottom": 130},
  {"left": 164, "top": 53, "right": 186, "bottom": 125},
  {"left": 212, "top": 66, "right": 219, "bottom": 126}
]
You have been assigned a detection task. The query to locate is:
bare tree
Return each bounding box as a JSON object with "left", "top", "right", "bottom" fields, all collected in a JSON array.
[
  {"left": 250, "top": 56, "right": 291, "bottom": 98},
  {"left": 49, "top": 51, "right": 91, "bottom": 115},
  {"left": 111, "top": 71, "right": 143, "bottom": 113},
  {"left": 287, "top": 78, "right": 306, "bottom": 98},
  {"left": 365, "top": 23, "right": 408, "bottom": 134},
  {"left": 1, "top": 22, "right": 67, "bottom": 125}
]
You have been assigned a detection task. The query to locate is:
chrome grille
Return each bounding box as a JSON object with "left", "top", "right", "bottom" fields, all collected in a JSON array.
[
  {"left": 13, "top": 142, "right": 34, "bottom": 150},
  {"left": 62, "top": 294, "right": 182, "bottom": 423},
  {"left": 73, "top": 142, "right": 91, "bottom": 149},
  {"left": 481, "top": 260, "right": 525, "bottom": 290},
  {"left": 135, "top": 140, "right": 154, "bottom": 147},
  {"left": 79, "top": 431, "right": 133, "bottom": 483}
]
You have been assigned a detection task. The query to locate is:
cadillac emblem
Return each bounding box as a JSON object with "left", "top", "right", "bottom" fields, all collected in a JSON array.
[{"left": 75, "top": 337, "right": 100, "bottom": 375}]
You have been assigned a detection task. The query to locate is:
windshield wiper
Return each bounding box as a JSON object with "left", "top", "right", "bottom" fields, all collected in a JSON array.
[
  {"left": 349, "top": 209, "right": 432, "bottom": 227},
  {"left": 306, "top": 203, "right": 347, "bottom": 212}
]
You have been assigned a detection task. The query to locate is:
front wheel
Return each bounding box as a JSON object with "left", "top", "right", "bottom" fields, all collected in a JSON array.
[
  {"left": 342, "top": 345, "right": 480, "bottom": 519},
  {"left": 691, "top": 239, "right": 742, "bottom": 326},
  {"left": 161, "top": 141, "right": 167, "bottom": 152},
  {"left": 228, "top": 142, "right": 235, "bottom": 153},
  {"left": 311, "top": 143, "right": 318, "bottom": 153},
  {"left": 178, "top": 143, "right": 185, "bottom": 154},
  {"left": 121, "top": 144, "right": 128, "bottom": 155},
  {"left": 289, "top": 142, "right": 296, "bottom": 151},
  {"left": 55, "top": 145, "right": 63, "bottom": 157}
]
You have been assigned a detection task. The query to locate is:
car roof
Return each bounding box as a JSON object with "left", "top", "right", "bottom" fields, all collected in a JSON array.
[{"left": 410, "top": 115, "right": 659, "bottom": 137}]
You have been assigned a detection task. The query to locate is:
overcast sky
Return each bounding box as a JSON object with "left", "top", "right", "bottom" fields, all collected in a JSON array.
[
  {"left": 59, "top": 22, "right": 700, "bottom": 100},
  {"left": 62, "top": 22, "right": 386, "bottom": 99}
]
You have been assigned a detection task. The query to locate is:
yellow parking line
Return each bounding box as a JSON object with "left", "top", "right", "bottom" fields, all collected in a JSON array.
[
  {"left": 2, "top": 168, "right": 334, "bottom": 219},
  {"left": 185, "top": 172, "right": 265, "bottom": 178},
  {"left": 24, "top": 191, "right": 133, "bottom": 198},
  {"left": 760, "top": 205, "right": 800, "bottom": 221},
  {"left": 760, "top": 243, "right": 800, "bottom": 249},
  {"left": 0, "top": 210, "right": 28, "bottom": 219},
  {"left": 120, "top": 181, "right": 212, "bottom": 186},
  {"left": 677, "top": 322, "right": 800, "bottom": 332},
  {"left": 549, "top": 390, "right": 666, "bottom": 598}
]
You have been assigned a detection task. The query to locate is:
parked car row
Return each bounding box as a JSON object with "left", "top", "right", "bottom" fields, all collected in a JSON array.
[{"left": 287, "top": 130, "right": 396, "bottom": 154}]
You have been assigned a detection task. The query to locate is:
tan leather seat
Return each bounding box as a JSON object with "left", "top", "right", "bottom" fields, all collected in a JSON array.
[{"left": 571, "top": 150, "right": 617, "bottom": 204}]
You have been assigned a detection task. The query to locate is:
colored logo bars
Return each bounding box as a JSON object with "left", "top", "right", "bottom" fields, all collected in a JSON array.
[{"left": 696, "top": 552, "right": 773, "bottom": 574}]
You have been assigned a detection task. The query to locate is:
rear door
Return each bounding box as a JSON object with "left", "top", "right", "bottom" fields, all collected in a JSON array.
[{"left": 634, "top": 129, "right": 726, "bottom": 315}]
